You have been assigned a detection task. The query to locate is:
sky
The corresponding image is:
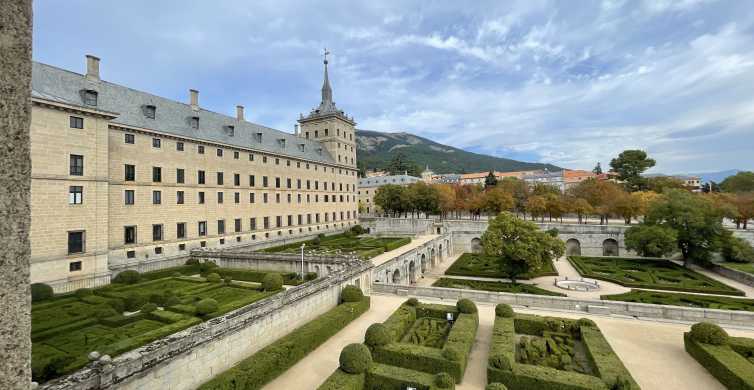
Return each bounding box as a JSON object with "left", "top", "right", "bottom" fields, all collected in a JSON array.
[{"left": 32, "top": 0, "right": 754, "bottom": 174}]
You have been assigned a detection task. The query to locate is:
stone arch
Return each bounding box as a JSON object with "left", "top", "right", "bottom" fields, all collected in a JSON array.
[
  {"left": 430, "top": 248, "right": 436, "bottom": 267},
  {"left": 420, "top": 253, "right": 427, "bottom": 273},
  {"left": 392, "top": 269, "right": 401, "bottom": 284},
  {"left": 314, "top": 265, "right": 321, "bottom": 275},
  {"left": 603, "top": 238, "right": 619, "bottom": 256},
  {"left": 565, "top": 239, "right": 581, "bottom": 256},
  {"left": 326, "top": 265, "right": 333, "bottom": 274},
  {"left": 409, "top": 261, "right": 416, "bottom": 284},
  {"left": 471, "top": 238, "right": 482, "bottom": 254},
  {"left": 436, "top": 227, "right": 442, "bottom": 234},
  {"left": 439, "top": 244, "right": 443, "bottom": 261}
]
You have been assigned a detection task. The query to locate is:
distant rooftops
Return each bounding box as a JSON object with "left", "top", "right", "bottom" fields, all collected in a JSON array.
[{"left": 358, "top": 174, "right": 421, "bottom": 188}]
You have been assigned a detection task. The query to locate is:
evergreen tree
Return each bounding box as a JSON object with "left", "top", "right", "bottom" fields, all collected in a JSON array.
[
  {"left": 484, "top": 170, "right": 498, "bottom": 188},
  {"left": 609, "top": 150, "right": 656, "bottom": 192},
  {"left": 592, "top": 162, "right": 603, "bottom": 175}
]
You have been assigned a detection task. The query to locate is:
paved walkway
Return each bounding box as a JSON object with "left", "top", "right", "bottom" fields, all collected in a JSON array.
[
  {"left": 261, "top": 294, "right": 754, "bottom": 390},
  {"left": 370, "top": 234, "right": 439, "bottom": 267},
  {"left": 688, "top": 263, "right": 754, "bottom": 298}
]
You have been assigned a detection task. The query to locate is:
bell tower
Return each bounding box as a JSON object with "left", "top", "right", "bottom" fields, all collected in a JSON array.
[{"left": 297, "top": 49, "right": 357, "bottom": 168}]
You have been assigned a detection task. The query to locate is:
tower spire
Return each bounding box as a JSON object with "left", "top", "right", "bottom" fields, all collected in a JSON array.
[{"left": 321, "top": 48, "right": 332, "bottom": 105}]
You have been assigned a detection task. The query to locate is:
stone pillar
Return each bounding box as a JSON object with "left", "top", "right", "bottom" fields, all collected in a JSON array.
[{"left": 0, "top": 1, "right": 33, "bottom": 389}]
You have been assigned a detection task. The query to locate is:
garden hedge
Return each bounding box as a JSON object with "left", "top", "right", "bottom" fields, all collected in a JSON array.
[
  {"left": 199, "top": 296, "right": 370, "bottom": 390},
  {"left": 601, "top": 289, "right": 754, "bottom": 311},
  {"left": 445, "top": 253, "right": 558, "bottom": 280},
  {"left": 684, "top": 332, "right": 754, "bottom": 390},
  {"left": 318, "top": 363, "right": 456, "bottom": 390},
  {"left": 432, "top": 278, "right": 565, "bottom": 297}
]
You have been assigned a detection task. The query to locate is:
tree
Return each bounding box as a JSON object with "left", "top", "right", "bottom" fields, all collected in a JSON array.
[
  {"left": 592, "top": 162, "right": 603, "bottom": 175},
  {"left": 484, "top": 171, "right": 498, "bottom": 188},
  {"left": 481, "top": 212, "right": 564, "bottom": 283},
  {"left": 646, "top": 176, "right": 685, "bottom": 193},
  {"left": 609, "top": 150, "right": 656, "bottom": 192},
  {"left": 568, "top": 197, "right": 594, "bottom": 224},
  {"left": 720, "top": 232, "right": 754, "bottom": 263},
  {"left": 625, "top": 225, "right": 678, "bottom": 257},
  {"left": 525, "top": 195, "right": 547, "bottom": 222},
  {"left": 720, "top": 171, "right": 754, "bottom": 193},
  {"left": 482, "top": 187, "right": 514, "bottom": 216},
  {"left": 544, "top": 194, "right": 567, "bottom": 222},
  {"left": 407, "top": 182, "right": 439, "bottom": 218},
  {"left": 644, "top": 189, "right": 725, "bottom": 266},
  {"left": 568, "top": 178, "right": 624, "bottom": 224},
  {"left": 729, "top": 193, "right": 754, "bottom": 229},
  {"left": 385, "top": 152, "right": 421, "bottom": 177},
  {"left": 373, "top": 184, "right": 404, "bottom": 217},
  {"left": 702, "top": 181, "right": 721, "bottom": 193},
  {"left": 498, "top": 177, "right": 529, "bottom": 215},
  {"left": 611, "top": 192, "right": 643, "bottom": 224},
  {"left": 434, "top": 184, "right": 456, "bottom": 219}
]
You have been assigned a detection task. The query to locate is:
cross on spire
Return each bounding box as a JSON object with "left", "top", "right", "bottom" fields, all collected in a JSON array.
[{"left": 323, "top": 48, "right": 330, "bottom": 64}]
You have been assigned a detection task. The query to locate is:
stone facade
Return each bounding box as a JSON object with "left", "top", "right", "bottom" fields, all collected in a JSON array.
[
  {"left": 357, "top": 174, "right": 421, "bottom": 215},
  {"left": 29, "top": 56, "right": 359, "bottom": 292},
  {"left": 372, "top": 234, "right": 452, "bottom": 285}
]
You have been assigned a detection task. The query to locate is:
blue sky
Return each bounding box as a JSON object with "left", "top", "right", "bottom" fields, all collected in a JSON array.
[{"left": 33, "top": 0, "right": 754, "bottom": 173}]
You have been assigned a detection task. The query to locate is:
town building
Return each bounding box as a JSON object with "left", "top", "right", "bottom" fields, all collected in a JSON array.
[
  {"left": 458, "top": 170, "right": 540, "bottom": 185},
  {"left": 522, "top": 170, "right": 566, "bottom": 192},
  {"left": 563, "top": 169, "right": 597, "bottom": 190},
  {"left": 358, "top": 174, "right": 420, "bottom": 214},
  {"left": 29, "top": 54, "right": 358, "bottom": 292}
]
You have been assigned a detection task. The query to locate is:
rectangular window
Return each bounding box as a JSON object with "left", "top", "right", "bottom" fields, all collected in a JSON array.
[
  {"left": 177, "top": 190, "right": 184, "bottom": 204},
  {"left": 69, "top": 261, "right": 82, "bottom": 272},
  {"left": 249, "top": 175, "right": 255, "bottom": 187},
  {"left": 198, "top": 145, "right": 205, "bottom": 154},
  {"left": 235, "top": 218, "right": 242, "bottom": 232},
  {"left": 198, "top": 191, "right": 205, "bottom": 204},
  {"left": 124, "top": 164, "right": 135, "bottom": 181},
  {"left": 152, "top": 138, "right": 161, "bottom": 148},
  {"left": 152, "top": 224, "right": 163, "bottom": 241},
  {"left": 263, "top": 217, "right": 270, "bottom": 229},
  {"left": 69, "top": 186, "right": 83, "bottom": 204},
  {"left": 125, "top": 133, "right": 135, "bottom": 144},
  {"left": 70, "top": 116, "right": 84, "bottom": 129},
  {"left": 263, "top": 193, "right": 268, "bottom": 203},
  {"left": 217, "top": 220, "right": 225, "bottom": 234},
  {"left": 234, "top": 192, "right": 240, "bottom": 203},
  {"left": 234, "top": 151, "right": 239, "bottom": 159},
  {"left": 263, "top": 156, "right": 267, "bottom": 163},
  {"left": 70, "top": 155, "right": 84, "bottom": 176},
  {"left": 263, "top": 176, "right": 268, "bottom": 187},
  {"left": 198, "top": 221, "right": 207, "bottom": 236},
  {"left": 152, "top": 166, "right": 162, "bottom": 182},
  {"left": 176, "top": 142, "right": 184, "bottom": 151},
  {"left": 297, "top": 179, "right": 301, "bottom": 189},
  {"left": 176, "top": 168, "right": 185, "bottom": 183},
  {"left": 217, "top": 148, "right": 223, "bottom": 157},
  {"left": 177, "top": 223, "right": 186, "bottom": 239},
  {"left": 84, "top": 90, "right": 97, "bottom": 106},
  {"left": 124, "top": 190, "right": 135, "bottom": 205},
  {"left": 286, "top": 178, "right": 291, "bottom": 188},
  {"left": 276, "top": 216, "right": 282, "bottom": 227},
  {"left": 250, "top": 192, "right": 255, "bottom": 203},
  {"left": 275, "top": 177, "right": 281, "bottom": 188},
  {"left": 124, "top": 226, "right": 137, "bottom": 244},
  {"left": 276, "top": 193, "right": 280, "bottom": 203},
  {"left": 287, "top": 215, "right": 293, "bottom": 226},
  {"left": 178, "top": 244, "right": 186, "bottom": 251},
  {"left": 249, "top": 153, "right": 254, "bottom": 161},
  {"left": 234, "top": 173, "right": 240, "bottom": 186},
  {"left": 217, "top": 191, "right": 224, "bottom": 204},
  {"left": 127, "top": 250, "right": 135, "bottom": 258},
  {"left": 152, "top": 190, "right": 161, "bottom": 204},
  {"left": 68, "top": 231, "right": 84, "bottom": 254},
  {"left": 191, "top": 117, "right": 199, "bottom": 129},
  {"left": 155, "top": 247, "right": 163, "bottom": 254},
  {"left": 250, "top": 218, "right": 257, "bottom": 230},
  {"left": 217, "top": 172, "right": 224, "bottom": 185},
  {"left": 198, "top": 170, "right": 205, "bottom": 184}
]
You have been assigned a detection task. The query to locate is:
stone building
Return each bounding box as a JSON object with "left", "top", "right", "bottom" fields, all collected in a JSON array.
[
  {"left": 358, "top": 174, "right": 420, "bottom": 214},
  {"left": 29, "top": 54, "right": 358, "bottom": 292}
]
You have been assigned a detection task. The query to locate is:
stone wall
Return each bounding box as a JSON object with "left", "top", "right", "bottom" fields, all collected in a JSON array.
[
  {"left": 710, "top": 264, "right": 754, "bottom": 288},
  {"left": 373, "top": 283, "right": 754, "bottom": 327},
  {"left": 41, "top": 260, "right": 372, "bottom": 390},
  {"left": 372, "top": 234, "right": 452, "bottom": 286},
  {"left": 192, "top": 250, "right": 357, "bottom": 279}
]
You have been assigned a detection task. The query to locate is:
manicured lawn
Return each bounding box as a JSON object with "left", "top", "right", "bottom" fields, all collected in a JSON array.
[
  {"left": 602, "top": 289, "right": 754, "bottom": 311},
  {"left": 262, "top": 233, "right": 411, "bottom": 259},
  {"left": 432, "top": 277, "right": 565, "bottom": 297},
  {"left": 720, "top": 262, "right": 754, "bottom": 275},
  {"left": 568, "top": 256, "right": 743, "bottom": 296},
  {"left": 32, "top": 267, "right": 280, "bottom": 383},
  {"left": 444, "top": 253, "right": 558, "bottom": 280}
]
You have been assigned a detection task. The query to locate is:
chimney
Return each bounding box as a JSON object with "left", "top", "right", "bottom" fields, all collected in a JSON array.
[
  {"left": 189, "top": 89, "right": 199, "bottom": 111},
  {"left": 236, "top": 105, "right": 245, "bottom": 121},
  {"left": 85, "top": 54, "right": 100, "bottom": 80},
  {"left": 294, "top": 124, "right": 299, "bottom": 136}
]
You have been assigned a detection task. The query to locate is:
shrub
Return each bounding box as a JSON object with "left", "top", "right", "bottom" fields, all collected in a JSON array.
[
  {"left": 351, "top": 224, "right": 366, "bottom": 235},
  {"left": 456, "top": 299, "right": 477, "bottom": 314},
  {"left": 434, "top": 372, "right": 454, "bottom": 388},
  {"left": 223, "top": 276, "right": 232, "bottom": 285},
  {"left": 94, "top": 306, "right": 118, "bottom": 318},
  {"left": 364, "top": 323, "right": 391, "bottom": 348},
  {"left": 172, "top": 272, "right": 183, "bottom": 277},
  {"left": 305, "top": 272, "right": 318, "bottom": 281},
  {"left": 442, "top": 348, "right": 461, "bottom": 362},
  {"left": 74, "top": 288, "right": 93, "bottom": 298},
  {"left": 141, "top": 302, "right": 157, "bottom": 313},
  {"left": 689, "top": 322, "right": 729, "bottom": 345},
  {"left": 311, "top": 236, "right": 322, "bottom": 247},
  {"left": 546, "top": 228, "right": 559, "bottom": 237},
  {"left": 113, "top": 270, "right": 141, "bottom": 284},
  {"left": 722, "top": 235, "right": 754, "bottom": 263},
  {"left": 199, "top": 261, "right": 218, "bottom": 275},
  {"left": 206, "top": 272, "right": 222, "bottom": 283},
  {"left": 185, "top": 258, "right": 199, "bottom": 265},
  {"left": 495, "top": 304, "right": 514, "bottom": 318},
  {"left": 31, "top": 283, "right": 54, "bottom": 302},
  {"left": 262, "top": 273, "right": 283, "bottom": 291},
  {"left": 341, "top": 285, "right": 364, "bottom": 303},
  {"left": 109, "top": 298, "right": 125, "bottom": 313},
  {"left": 195, "top": 298, "right": 219, "bottom": 316},
  {"left": 406, "top": 297, "right": 419, "bottom": 306},
  {"left": 32, "top": 355, "right": 75, "bottom": 383},
  {"left": 148, "top": 293, "right": 164, "bottom": 306},
  {"left": 340, "top": 343, "right": 372, "bottom": 374},
  {"left": 486, "top": 384, "right": 508, "bottom": 390},
  {"left": 124, "top": 292, "right": 146, "bottom": 312},
  {"left": 165, "top": 295, "right": 181, "bottom": 307},
  {"left": 577, "top": 318, "right": 597, "bottom": 328}
]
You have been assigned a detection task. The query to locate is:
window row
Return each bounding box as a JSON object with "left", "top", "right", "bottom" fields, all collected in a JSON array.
[{"left": 120, "top": 189, "right": 356, "bottom": 205}]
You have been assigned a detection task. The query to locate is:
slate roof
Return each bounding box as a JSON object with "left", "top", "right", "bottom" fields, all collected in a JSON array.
[
  {"left": 358, "top": 174, "right": 420, "bottom": 188},
  {"left": 31, "top": 62, "right": 337, "bottom": 164}
]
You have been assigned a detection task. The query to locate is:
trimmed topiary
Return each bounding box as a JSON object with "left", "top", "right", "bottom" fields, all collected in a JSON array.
[
  {"left": 199, "top": 261, "right": 218, "bottom": 275},
  {"left": 364, "top": 323, "right": 391, "bottom": 348},
  {"left": 262, "top": 273, "right": 283, "bottom": 291},
  {"left": 434, "top": 372, "right": 454, "bottom": 388},
  {"left": 206, "top": 272, "right": 222, "bottom": 283},
  {"left": 689, "top": 322, "right": 729, "bottom": 345},
  {"left": 442, "top": 347, "right": 461, "bottom": 362},
  {"left": 185, "top": 258, "right": 199, "bottom": 265},
  {"left": 486, "top": 383, "right": 509, "bottom": 390},
  {"left": 172, "top": 272, "right": 183, "bottom": 277},
  {"left": 341, "top": 285, "right": 364, "bottom": 303},
  {"left": 457, "top": 298, "right": 477, "bottom": 314},
  {"left": 495, "top": 303, "right": 514, "bottom": 318},
  {"left": 74, "top": 288, "right": 93, "bottom": 298},
  {"left": 124, "top": 292, "right": 146, "bottom": 312},
  {"left": 165, "top": 296, "right": 181, "bottom": 307},
  {"left": 109, "top": 298, "right": 125, "bottom": 313},
  {"left": 305, "top": 272, "right": 318, "bottom": 281},
  {"left": 113, "top": 270, "right": 141, "bottom": 284},
  {"left": 223, "top": 276, "right": 232, "bottom": 285},
  {"left": 94, "top": 306, "right": 118, "bottom": 318},
  {"left": 31, "top": 283, "right": 54, "bottom": 302},
  {"left": 406, "top": 297, "right": 419, "bottom": 306},
  {"left": 141, "top": 302, "right": 157, "bottom": 313},
  {"left": 339, "top": 343, "right": 372, "bottom": 374},
  {"left": 577, "top": 318, "right": 597, "bottom": 328},
  {"left": 195, "top": 298, "right": 219, "bottom": 316}
]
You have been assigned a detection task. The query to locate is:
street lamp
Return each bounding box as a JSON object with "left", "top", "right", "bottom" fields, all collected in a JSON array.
[{"left": 300, "top": 243, "right": 306, "bottom": 281}]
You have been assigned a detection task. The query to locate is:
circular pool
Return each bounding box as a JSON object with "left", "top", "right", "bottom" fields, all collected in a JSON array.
[{"left": 554, "top": 278, "right": 600, "bottom": 292}]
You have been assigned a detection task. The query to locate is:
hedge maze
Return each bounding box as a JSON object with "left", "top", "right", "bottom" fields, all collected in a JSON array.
[
  {"left": 445, "top": 253, "right": 558, "bottom": 280},
  {"left": 487, "top": 304, "right": 640, "bottom": 390},
  {"left": 684, "top": 322, "right": 754, "bottom": 389},
  {"left": 318, "top": 298, "right": 479, "bottom": 390},
  {"left": 602, "top": 290, "right": 754, "bottom": 311},
  {"left": 262, "top": 232, "right": 411, "bottom": 259},
  {"left": 432, "top": 278, "right": 565, "bottom": 297},
  {"left": 568, "top": 256, "right": 743, "bottom": 296},
  {"left": 31, "top": 263, "right": 286, "bottom": 383}
]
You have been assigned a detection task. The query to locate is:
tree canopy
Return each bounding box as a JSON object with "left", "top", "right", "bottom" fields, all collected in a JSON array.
[
  {"left": 609, "top": 150, "right": 656, "bottom": 192},
  {"left": 720, "top": 171, "right": 754, "bottom": 193}
]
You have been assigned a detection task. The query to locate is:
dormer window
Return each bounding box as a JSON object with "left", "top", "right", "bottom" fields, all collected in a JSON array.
[
  {"left": 255, "top": 132, "right": 263, "bottom": 143},
  {"left": 298, "top": 144, "right": 305, "bottom": 152},
  {"left": 190, "top": 116, "right": 199, "bottom": 129},
  {"left": 144, "top": 105, "right": 156, "bottom": 119},
  {"left": 277, "top": 139, "right": 286, "bottom": 148},
  {"left": 83, "top": 90, "right": 98, "bottom": 106},
  {"left": 225, "top": 125, "right": 235, "bottom": 137},
  {"left": 316, "top": 148, "right": 323, "bottom": 155}
]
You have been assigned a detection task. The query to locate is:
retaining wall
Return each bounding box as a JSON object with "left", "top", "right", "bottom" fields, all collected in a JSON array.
[{"left": 710, "top": 264, "right": 754, "bottom": 288}]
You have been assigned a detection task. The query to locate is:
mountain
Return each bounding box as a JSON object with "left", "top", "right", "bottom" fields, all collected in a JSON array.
[{"left": 356, "top": 129, "right": 560, "bottom": 175}]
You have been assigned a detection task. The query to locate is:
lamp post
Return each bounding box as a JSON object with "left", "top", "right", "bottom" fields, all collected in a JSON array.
[{"left": 300, "top": 243, "right": 306, "bottom": 281}]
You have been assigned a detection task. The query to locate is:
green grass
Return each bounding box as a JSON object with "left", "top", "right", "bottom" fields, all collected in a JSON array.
[
  {"left": 261, "top": 233, "right": 410, "bottom": 259},
  {"left": 32, "top": 268, "right": 280, "bottom": 383},
  {"left": 444, "top": 253, "right": 558, "bottom": 280},
  {"left": 432, "top": 277, "right": 566, "bottom": 297},
  {"left": 602, "top": 289, "right": 754, "bottom": 311},
  {"left": 720, "top": 262, "right": 754, "bottom": 275},
  {"left": 569, "top": 256, "right": 743, "bottom": 296}
]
